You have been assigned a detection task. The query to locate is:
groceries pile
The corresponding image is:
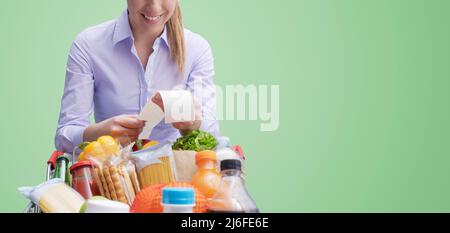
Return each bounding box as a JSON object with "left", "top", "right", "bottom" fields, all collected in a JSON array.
[{"left": 19, "top": 130, "right": 259, "bottom": 213}]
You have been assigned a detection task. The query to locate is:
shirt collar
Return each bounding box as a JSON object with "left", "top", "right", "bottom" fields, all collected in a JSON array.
[{"left": 113, "top": 9, "right": 169, "bottom": 48}]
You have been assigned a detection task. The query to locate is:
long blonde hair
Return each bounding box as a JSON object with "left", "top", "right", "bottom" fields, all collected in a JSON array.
[{"left": 166, "top": 4, "right": 185, "bottom": 74}]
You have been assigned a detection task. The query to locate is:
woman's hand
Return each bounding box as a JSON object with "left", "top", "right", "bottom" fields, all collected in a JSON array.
[
  {"left": 152, "top": 93, "right": 202, "bottom": 136},
  {"left": 83, "top": 114, "right": 145, "bottom": 145}
]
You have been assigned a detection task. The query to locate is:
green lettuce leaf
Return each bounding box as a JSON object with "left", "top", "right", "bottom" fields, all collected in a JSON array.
[{"left": 172, "top": 130, "right": 217, "bottom": 152}]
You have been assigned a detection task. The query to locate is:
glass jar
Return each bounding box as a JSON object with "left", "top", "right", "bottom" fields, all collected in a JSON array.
[{"left": 70, "top": 161, "right": 101, "bottom": 199}]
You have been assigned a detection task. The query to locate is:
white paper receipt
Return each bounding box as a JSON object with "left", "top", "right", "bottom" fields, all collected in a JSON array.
[
  {"left": 159, "top": 90, "right": 195, "bottom": 123},
  {"left": 137, "top": 90, "right": 195, "bottom": 139},
  {"left": 138, "top": 100, "right": 164, "bottom": 139}
]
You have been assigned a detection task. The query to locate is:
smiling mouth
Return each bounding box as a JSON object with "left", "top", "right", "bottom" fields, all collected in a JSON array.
[{"left": 142, "top": 13, "right": 163, "bottom": 22}]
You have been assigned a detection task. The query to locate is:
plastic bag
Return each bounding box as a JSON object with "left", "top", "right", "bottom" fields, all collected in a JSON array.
[
  {"left": 18, "top": 179, "right": 84, "bottom": 213},
  {"left": 173, "top": 150, "right": 197, "bottom": 182},
  {"left": 88, "top": 143, "right": 140, "bottom": 206}
]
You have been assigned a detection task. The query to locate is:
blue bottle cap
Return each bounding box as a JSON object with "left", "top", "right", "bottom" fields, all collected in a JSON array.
[{"left": 162, "top": 188, "right": 195, "bottom": 205}]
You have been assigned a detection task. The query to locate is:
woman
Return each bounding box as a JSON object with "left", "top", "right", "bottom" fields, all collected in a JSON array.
[{"left": 55, "top": 0, "right": 219, "bottom": 153}]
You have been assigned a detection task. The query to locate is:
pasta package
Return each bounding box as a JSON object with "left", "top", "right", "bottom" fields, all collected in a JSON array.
[
  {"left": 19, "top": 179, "right": 85, "bottom": 213},
  {"left": 131, "top": 143, "right": 177, "bottom": 188}
]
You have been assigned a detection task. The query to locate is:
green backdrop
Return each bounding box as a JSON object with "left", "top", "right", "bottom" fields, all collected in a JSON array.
[{"left": 1, "top": 0, "right": 449, "bottom": 212}]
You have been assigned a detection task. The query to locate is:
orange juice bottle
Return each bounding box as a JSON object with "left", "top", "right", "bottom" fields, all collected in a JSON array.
[{"left": 191, "top": 150, "right": 221, "bottom": 198}]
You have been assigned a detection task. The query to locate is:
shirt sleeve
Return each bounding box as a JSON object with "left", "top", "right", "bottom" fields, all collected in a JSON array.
[
  {"left": 186, "top": 39, "right": 221, "bottom": 138},
  {"left": 54, "top": 35, "right": 94, "bottom": 153}
]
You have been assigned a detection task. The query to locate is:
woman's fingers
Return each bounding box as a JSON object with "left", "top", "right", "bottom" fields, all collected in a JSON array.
[
  {"left": 172, "top": 121, "right": 194, "bottom": 130},
  {"left": 115, "top": 115, "right": 145, "bottom": 129},
  {"left": 111, "top": 128, "right": 141, "bottom": 138},
  {"left": 111, "top": 126, "right": 142, "bottom": 146},
  {"left": 116, "top": 135, "right": 139, "bottom": 147},
  {"left": 152, "top": 93, "right": 164, "bottom": 111}
]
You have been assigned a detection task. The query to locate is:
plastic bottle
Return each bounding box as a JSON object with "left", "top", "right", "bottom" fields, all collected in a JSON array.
[
  {"left": 191, "top": 150, "right": 221, "bottom": 198},
  {"left": 162, "top": 187, "right": 195, "bottom": 213},
  {"left": 215, "top": 136, "right": 231, "bottom": 150},
  {"left": 216, "top": 149, "right": 242, "bottom": 172},
  {"left": 207, "top": 159, "right": 259, "bottom": 213},
  {"left": 215, "top": 137, "right": 244, "bottom": 172}
]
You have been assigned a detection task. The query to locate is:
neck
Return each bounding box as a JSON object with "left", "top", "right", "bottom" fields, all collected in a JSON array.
[
  {"left": 134, "top": 29, "right": 163, "bottom": 47},
  {"left": 129, "top": 17, "right": 164, "bottom": 47}
]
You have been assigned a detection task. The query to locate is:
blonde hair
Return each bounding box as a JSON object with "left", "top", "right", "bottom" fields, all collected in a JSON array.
[{"left": 166, "top": 4, "right": 185, "bottom": 74}]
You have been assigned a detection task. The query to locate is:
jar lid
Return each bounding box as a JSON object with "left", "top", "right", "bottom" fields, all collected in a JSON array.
[
  {"left": 195, "top": 150, "right": 216, "bottom": 163},
  {"left": 162, "top": 188, "right": 195, "bottom": 205},
  {"left": 70, "top": 160, "right": 95, "bottom": 173}
]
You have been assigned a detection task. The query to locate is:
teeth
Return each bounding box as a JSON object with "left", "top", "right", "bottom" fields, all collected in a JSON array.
[{"left": 144, "top": 15, "right": 161, "bottom": 21}]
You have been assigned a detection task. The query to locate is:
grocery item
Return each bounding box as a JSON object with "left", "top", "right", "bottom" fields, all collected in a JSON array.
[
  {"left": 70, "top": 161, "right": 101, "bottom": 199},
  {"left": 215, "top": 136, "right": 231, "bottom": 149},
  {"left": 81, "top": 141, "right": 106, "bottom": 161},
  {"left": 80, "top": 197, "right": 129, "bottom": 213},
  {"left": 88, "top": 152, "right": 139, "bottom": 205},
  {"left": 133, "top": 139, "right": 159, "bottom": 151},
  {"left": 132, "top": 143, "right": 176, "bottom": 188},
  {"left": 215, "top": 137, "right": 244, "bottom": 172},
  {"left": 80, "top": 136, "right": 140, "bottom": 205},
  {"left": 215, "top": 147, "right": 243, "bottom": 173},
  {"left": 173, "top": 150, "right": 197, "bottom": 182},
  {"left": 79, "top": 196, "right": 107, "bottom": 212},
  {"left": 18, "top": 179, "right": 85, "bottom": 213},
  {"left": 78, "top": 135, "right": 120, "bottom": 162},
  {"left": 97, "top": 135, "right": 120, "bottom": 156},
  {"left": 143, "top": 140, "right": 159, "bottom": 149},
  {"left": 53, "top": 154, "right": 71, "bottom": 185},
  {"left": 162, "top": 188, "right": 195, "bottom": 213},
  {"left": 172, "top": 130, "right": 217, "bottom": 151},
  {"left": 191, "top": 150, "right": 221, "bottom": 198},
  {"left": 207, "top": 160, "right": 259, "bottom": 213},
  {"left": 94, "top": 167, "right": 111, "bottom": 199},
  {"left": 131, "top": 182, "right": 207, "bottom": 213},
  {"left": 172, "top": 130, "right": 217, "bottom": 182}
]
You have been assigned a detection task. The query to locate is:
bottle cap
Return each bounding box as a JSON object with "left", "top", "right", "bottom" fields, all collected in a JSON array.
[
  {"left": 70, "top": 160, "right": 95, "bottom": 173},
  {"left": 195, "top": 150, "right": 217, "bottom": 164},
  {"left": 220, "top": 159, "right": 242, "bottom": 171},
  {"left": 162, "top": 188, "right": 195, "bottom": 205}
]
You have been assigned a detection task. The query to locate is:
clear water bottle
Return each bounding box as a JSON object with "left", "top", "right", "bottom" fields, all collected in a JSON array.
[{"left": 207, "top": 159, "right": 259, "bottom": 213}]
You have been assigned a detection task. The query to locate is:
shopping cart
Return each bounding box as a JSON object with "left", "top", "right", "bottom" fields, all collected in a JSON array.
[
  {"left": 23, "top": 144, "right": 246, "bottom": 213},
  {"left": 23, "top": 151, "right": 65, "bottom": 213}
]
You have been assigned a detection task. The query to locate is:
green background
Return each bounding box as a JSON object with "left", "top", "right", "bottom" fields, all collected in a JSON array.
[{"left": 1, "top": 0, "right": 449, "bottom": 212}]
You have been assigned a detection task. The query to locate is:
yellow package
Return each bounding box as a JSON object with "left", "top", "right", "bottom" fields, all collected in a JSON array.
[
  {"left": 131, "top": 143, "right": 177, "bottom": 188},
  {"left": 19, "top": 179, "right": 85, "bottom": 213}
]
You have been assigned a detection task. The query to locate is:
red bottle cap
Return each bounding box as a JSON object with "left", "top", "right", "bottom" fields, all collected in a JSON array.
[{"left": 70, "top": 160, "right": 95, "bottom": 173}]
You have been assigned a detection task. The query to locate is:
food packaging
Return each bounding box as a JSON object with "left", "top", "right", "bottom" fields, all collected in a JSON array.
[
  {"left": 131, "top": 182, "right": 207, "bottom": 213},
  {"left": 18, "top": 179, "right": 85, "bottom": 213},
  {"left": 131, "top": 143, "right": 177, "bottom": 188},
  {"left": 80, "top": 199, "right": 130, "bottom": 213},
  {"left": 94, "top": 158, "right": 139, "bottom": 205},
  {"left": 172, "top": 150, "right": 197, "bottom": 182},
  {"left": 70, "top": 161, "right": 101, "bottom": 199},
  {"left": 87, "top": 144, "right": 140, "bottom": 206}
]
